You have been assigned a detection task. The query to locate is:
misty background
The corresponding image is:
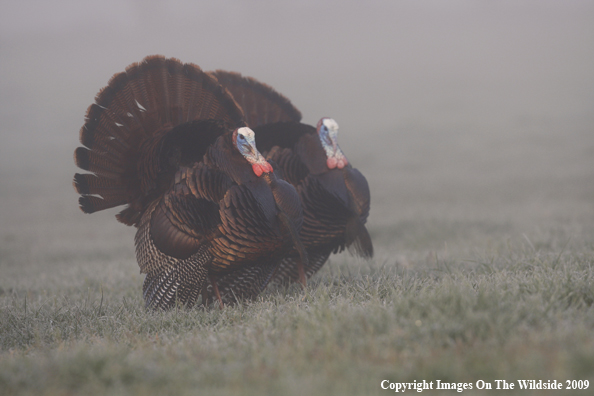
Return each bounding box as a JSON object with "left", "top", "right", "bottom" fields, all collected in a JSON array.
[{"left": 1, "top": 1, "right": 593, "bottom": 284}]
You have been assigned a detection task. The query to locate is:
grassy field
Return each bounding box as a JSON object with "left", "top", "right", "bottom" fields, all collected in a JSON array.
[
  {"left": 1, "top": 225, "right": 593, "bottom": 396},
  {"left": 1, "top": 2, "right": 594, "bottom": 395},
  {"left": 1, "top": 119, "right": 593, "bottom": 395}
]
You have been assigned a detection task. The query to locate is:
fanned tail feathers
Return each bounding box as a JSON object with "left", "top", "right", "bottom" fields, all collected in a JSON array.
[
  {"left": 74, "top": 55, "right": 245, "bottom": 225},
  {"left": 209, "top": 70, "right": 302, "bottom": 128}
]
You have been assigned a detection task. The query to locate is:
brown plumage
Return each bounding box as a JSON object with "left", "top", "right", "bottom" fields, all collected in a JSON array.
[
  {"left": 212, "top": 71, "right": 373, "bottom": 286},
  {"left": 73, "top": 55, "right": 305, "bottom": 309},
  {"left": 208, "top": 70, "right": 302, "bottom": 129}
]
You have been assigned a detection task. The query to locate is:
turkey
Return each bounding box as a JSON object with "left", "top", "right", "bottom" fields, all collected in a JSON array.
[
  {"left": 209, "top": 71, "right": 373, "bottom": 286},
  {"left": 73, "top": 55, "right": 307, "bottom": 309}
]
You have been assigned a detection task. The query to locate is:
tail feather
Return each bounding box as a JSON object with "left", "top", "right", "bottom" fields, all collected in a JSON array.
[
  {"left": 74, "top": 147, "right": 123, "bottom": 179},
  {"left": 183, "top": 64, "right": 207, "bottom": 122},
  {"left": 125, "top": 57, "right": 170, "bottom": 133},
  {"left": 81, "top": 103, "right": 135, "bottom": 152},
  {"left": 210, "top": 70, "right": 302, "bottom": 128},
  {"left": 345, "top": 216, "right": 374, "bottom": 259},
  {"left": 164, "top": 58, "right": 185, "bottom": 125},
  {"left": 73, "top": 173, "right": 132, "bottom": 196},
  {"left": 79, "top": 195, "right": 129, "bottom": 214},
  {"left": 116, "top": 207, "right": 142, "bottom": 226},
  {"left": 138, "top": 57, "right": 170, "bottom": 123},
  {"left": 96, "top": 71, "right": 152, "bottom": 138},
  {"left": 74, "top": 55, "right": 245, "bottom": 223},
  {"left": 181, "top": 62, "right": 229, "bottom": 123}
]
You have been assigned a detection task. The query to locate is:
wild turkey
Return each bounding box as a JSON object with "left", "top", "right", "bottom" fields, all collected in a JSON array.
[
  {"left": 210, "top": 71, "right": 373, "bottom": 285},
  {"left": 73, "top": 55, "right": 307, "bottom": 309}
]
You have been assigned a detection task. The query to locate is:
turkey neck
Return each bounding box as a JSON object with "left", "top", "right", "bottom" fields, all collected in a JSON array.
[
  {"left": 261, "top": 173, "right": 302, "bottom": 223},
  {"left": 204, "top": 131, "right": 260, "bottom": 185}
]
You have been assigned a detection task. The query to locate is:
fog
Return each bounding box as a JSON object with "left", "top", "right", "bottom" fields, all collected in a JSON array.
[{"left": 1, "top": 0, "right": 593, "bottom": 261}]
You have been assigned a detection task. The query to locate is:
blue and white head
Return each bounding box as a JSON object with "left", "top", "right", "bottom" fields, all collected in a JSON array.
[
  {"left": 233, "top": 127, "right": 273, "bottom": 177},
  {"left": 316, "top": 118, "right": 348, "bottom": 169}
]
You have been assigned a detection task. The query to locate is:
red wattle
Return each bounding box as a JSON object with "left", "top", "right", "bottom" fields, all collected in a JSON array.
[
  {"left": 327, "top": 157, "right": 337, "bottom": 169},
  {"left": 252, "top": 163, "right": 264, "bottom": 177},
  {"left": 252, "top": 161, "right": 273, "bottom": 177}
]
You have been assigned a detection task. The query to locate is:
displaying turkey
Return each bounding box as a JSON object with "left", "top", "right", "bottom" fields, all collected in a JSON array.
[
  {"left": 73, "top": 55, "right": 307, "bottom": 309},
  {"left": 210, "top": 70, "right": 373, "bottom": 286}
]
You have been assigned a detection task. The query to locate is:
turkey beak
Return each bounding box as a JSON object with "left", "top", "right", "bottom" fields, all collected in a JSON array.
[
  {"left": 248, "top": 143, "right": 271, "bottom": 170},
  {"left": 243, "top": 140, "right": 259, "bottom": 160},
  {"left": 251, "top": 146, "right": 266, "bottom": 163}
]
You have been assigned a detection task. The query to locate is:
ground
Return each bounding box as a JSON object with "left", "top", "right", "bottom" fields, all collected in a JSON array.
[{"left": 1, "top": 118, "right": 593, "bottom": 395}]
